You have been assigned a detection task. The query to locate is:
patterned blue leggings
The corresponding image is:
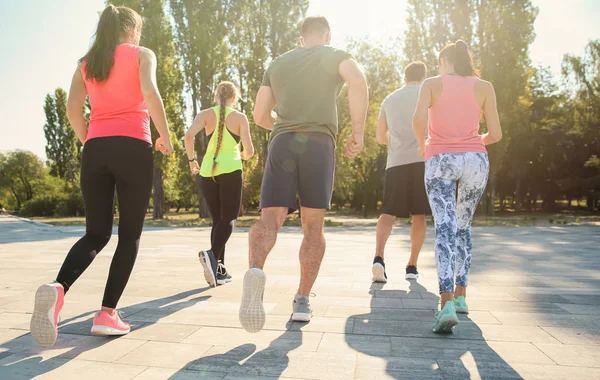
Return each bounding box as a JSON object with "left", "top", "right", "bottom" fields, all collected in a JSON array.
[{"left": 425, "top": 153, "right": 489, "bottom": 293}]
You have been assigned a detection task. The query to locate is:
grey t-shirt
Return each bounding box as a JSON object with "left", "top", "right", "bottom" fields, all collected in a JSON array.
[{"left": 379, "top": 83, "right": 424, "bottom": 169}]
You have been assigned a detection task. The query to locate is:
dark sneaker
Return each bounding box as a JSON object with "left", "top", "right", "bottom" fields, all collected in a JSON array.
[
  {"left": 291, "top": 294, "right": 313, "bottom": 322},
  {"left": 372, "top": 256, "right": 387, "bottom": 283},
  {"left": 217, "top": 262, "right": 233, "bottom": 285},
  {"left": 405, "top": 265, "right": 419, "bottom": 280},
  {"left": 199, "top": 250, "right": 218, "bottom": 287}
]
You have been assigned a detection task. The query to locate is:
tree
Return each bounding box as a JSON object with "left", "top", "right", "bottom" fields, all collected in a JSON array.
[
  {"left": 404, "top": 0, "right": 474, "bottom": 72},
  {"left": 403, "top": 0, "right": 538, "bottom": 215},
  {"left": 226, "top": 0, "right": 308, "bottom": 207},
  {"left": 562, "top": 40, "right": 600, "bottom": 210},
  {"left": 170, "top": 0, "right": 232, "bottom": 217},
  {"left": 0, "top": 151, "right": 45, "bottom": 210},
  {"left": 43, "top": 88, "right": 79, "bottom": 182},
  {"left": 110, "top": 0, "right": 187, "bottom": 219},
  {"left": 333, "top": 39, "right": 403, "bottom": 215}
]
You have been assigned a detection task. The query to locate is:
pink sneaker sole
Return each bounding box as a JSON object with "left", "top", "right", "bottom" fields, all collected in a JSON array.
[
  {"left": 91, "top": 324, "right": 130, "bottom": 336},
  {"left": 30, "top": 284, "right": 59, "bottom": 347}
]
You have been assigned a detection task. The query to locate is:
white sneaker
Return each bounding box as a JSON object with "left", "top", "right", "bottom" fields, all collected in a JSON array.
[
  {"left": 239, "top": 268, "right": 266, "bottom": 333},
  {"left": 291, "top": 294, "right": 313, "bottom": 322},
  {"left": 372, "top": 257, "right": 387, "bottom": 283}
]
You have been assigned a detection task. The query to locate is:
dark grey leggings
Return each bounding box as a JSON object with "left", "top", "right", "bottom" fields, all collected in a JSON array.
[{"left": 56, "top": 136, "right": 153, "bottom": 308}]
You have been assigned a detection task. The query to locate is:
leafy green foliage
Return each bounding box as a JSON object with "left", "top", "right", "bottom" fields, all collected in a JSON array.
[
  {"left": 43, "top": 88, "right": 79, "bottom": 182},
  {"left": 0, "top": 151, "right": 45, "bottom": 209},
  {"left": 110, "top": 0, "right": 187, "bottom": 219}
]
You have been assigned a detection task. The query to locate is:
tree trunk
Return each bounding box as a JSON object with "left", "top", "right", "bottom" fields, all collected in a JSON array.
[
  {"left": 195, "top": 175, "right": 210, "bottom": 218},
  {"left": 515, "top": 169, "right": 522, "bottom": 213},
  {"left": 487, "top": 173, "right": 496, "bottom": 216},
  {"left": 10, "top": 187, "right": 21, "bottom": 210},
  {"left": 153, "top": 167, "right": 165, "bottom": 220},
  {"left": 362, "top": 190, "right": 368, "bottom": 218},
  {"left": 190, "top": 87, "right": 210, "bottom": 219}
]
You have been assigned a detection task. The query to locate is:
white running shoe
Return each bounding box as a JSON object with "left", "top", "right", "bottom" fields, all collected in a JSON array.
[{"left": 239, "top": 267, "right": 266, "bottom": 333}]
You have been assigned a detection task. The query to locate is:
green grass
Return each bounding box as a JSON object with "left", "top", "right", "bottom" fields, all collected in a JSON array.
[
  {"left": 31, "top": 209, "right": 600, "bottom": 228},
  {"left": 33, "top": 212, "right": 343, "bottom": 228}
]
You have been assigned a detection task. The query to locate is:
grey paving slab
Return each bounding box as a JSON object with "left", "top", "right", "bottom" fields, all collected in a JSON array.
[
  {"left": 562, "top": 294, "right": 600, "bottom": 305},
  {"left": 555, "top": 302, "right": 600, "bottom": 315},
  {"left": 534, "top": 343, "right": 600, "bottom": 367},
  {"left": 134, "top": 367, "right": 226, "bottom": 380},
  {"left": 355, "top": 354, "right": 442, "bottom": 379},
  {"left": 1, "top": 215, "right": 600, "bottom": 379},
  {"left": 319, "top": 332, "right": 392, "bottom": 356},
  {"left": 540, "top": 326, "right": 600, "bottom": 345}
]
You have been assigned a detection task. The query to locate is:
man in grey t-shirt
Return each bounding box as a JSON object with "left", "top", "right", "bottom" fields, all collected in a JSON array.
[{"left": 372, "top": 61, "right": 431, "bottom": 283}]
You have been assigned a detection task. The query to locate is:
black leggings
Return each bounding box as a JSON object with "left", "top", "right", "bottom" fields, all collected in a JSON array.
[
  {"left": 56, "top": 137, "right": 153, "bottom": 309},
  {"left": 198, "top": 170, "right": 243, "bottom": 265}
]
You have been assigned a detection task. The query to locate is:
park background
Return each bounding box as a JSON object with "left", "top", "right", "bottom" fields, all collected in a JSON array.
[{"left": 1, "top": 0, "right": 599, "bottom": 226}]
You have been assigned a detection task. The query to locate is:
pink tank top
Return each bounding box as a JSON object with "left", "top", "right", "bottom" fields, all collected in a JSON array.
[
  {"left": 425, "top": 75, "right": 486, "bottom": 160},
  {"left": 82, "top": 44, "right": 151, "bottom": 144}
]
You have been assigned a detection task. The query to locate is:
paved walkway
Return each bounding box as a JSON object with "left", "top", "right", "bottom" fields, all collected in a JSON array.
[{"left": 0, "top": 215, "right": 599, "bottom": 379}]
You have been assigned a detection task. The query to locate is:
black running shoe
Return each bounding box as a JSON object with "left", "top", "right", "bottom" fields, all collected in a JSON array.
[
  {"left": 199, "top": 250, "right": 218, "bottom": 287},
  {"left": 216, "top": 262, "right": 233, "bottom": 285},
  {"left": 405, "top": 265, "right": 419, "bottom": 280},
  {"left": 372, "top": 256, "right": 387, "bottom": 283}
]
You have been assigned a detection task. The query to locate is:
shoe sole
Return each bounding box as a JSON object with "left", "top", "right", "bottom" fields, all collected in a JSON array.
[
  {"left": 91, "top": 325, "right": 131, "bottom": 336},
  {"left": 217, "top": 278, "right": 233, "bottom": 285},
  {"left": 291, "top": 312, "right": 312, "bottom": 322},
  {"left": 199, "top": 251, "right": 217, "bottom": 287},
  {"left": 239, "top": 268, "right": 266, "bottom": 333},
  {"left": 456, "top": 308, "right": 469, "bottom": 314},
  {"left": 433, "top": 314, "right": 459, "bottom": 334},
  {"left": 405, "top": 273, "right": 419, "bottom": 280},
  {"left": 372, "top": 263, "right": 387, "bottom": 283},
  {"left": 30, "top": 284, "right": 59, "bottom": 347}
]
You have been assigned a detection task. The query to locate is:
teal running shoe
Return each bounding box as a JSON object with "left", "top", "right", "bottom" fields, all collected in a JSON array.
[
  {"left": 454, "top": 296, "right": 469, "bottom": 314},
  {"left": 432, "top": 301, "right": 459, "bottom": 334}
]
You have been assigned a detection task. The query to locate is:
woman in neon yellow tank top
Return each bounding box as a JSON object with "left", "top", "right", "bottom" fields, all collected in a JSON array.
[{"left": 184, "top": 82, "right": 254, "bottom": 286}]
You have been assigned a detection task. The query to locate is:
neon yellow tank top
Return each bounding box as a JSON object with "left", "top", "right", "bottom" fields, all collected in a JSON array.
[{"left": 199, "top": 106, "right": 243, "bottom": 177}]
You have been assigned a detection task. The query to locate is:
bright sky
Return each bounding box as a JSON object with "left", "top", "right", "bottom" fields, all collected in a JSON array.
[{"left": 1, "top": 0, "right": 599, "bottom": 159}]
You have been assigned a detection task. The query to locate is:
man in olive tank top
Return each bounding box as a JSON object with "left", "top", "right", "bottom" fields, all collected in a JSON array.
[{"left": 239, "top": 16, "right": 369, "bottom": 333}]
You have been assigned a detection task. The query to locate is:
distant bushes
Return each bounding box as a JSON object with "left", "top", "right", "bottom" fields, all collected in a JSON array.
[
  {"left": 18, "top": 177, "right": 84, "bottom": 218},
  {"left": 20, "top": 189, "right": 84, "bottom": 217}
]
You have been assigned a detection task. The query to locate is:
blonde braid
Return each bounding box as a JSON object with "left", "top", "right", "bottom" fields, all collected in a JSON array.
[{"left": 211, "top": 82, "right": 237, "bottom": 181}]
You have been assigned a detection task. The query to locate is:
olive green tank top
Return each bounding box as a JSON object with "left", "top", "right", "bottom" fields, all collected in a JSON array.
[{"left": 199, "top": 106, "right": 243, "bottom": 177}]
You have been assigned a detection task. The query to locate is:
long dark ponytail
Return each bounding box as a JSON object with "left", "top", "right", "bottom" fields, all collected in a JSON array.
[
  {"left": 80, "top": 5, "right": 142, "bottom": 83},
  {"left": 211, "top": 82, "right": 238, "bottom": 181},
  {"left": 439, "top": 39, "right": 479, "bottom": 77}
]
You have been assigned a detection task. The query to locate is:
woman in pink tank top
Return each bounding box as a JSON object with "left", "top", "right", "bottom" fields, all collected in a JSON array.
[
  {"left": 412, "top": 40, "right": 503, "bottom": 334},
  {"left": 31, "top": 5, "right": 174, "bottom": 347}
]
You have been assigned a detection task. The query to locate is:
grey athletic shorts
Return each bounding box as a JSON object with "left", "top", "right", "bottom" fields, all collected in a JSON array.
[{"left": 259, "top": 132, "right": 335, "bottom": 214}]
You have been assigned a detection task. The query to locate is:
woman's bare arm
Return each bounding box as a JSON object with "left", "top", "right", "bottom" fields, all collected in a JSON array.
[
  {"left": 238, "top": 113, "right": 254, "bottom": 160},
  {"left": 66, "top": 67, "right": 88, "bottom": 144},
  {"left": 481, "top": 81, "right": 502, "bottom": 145}
]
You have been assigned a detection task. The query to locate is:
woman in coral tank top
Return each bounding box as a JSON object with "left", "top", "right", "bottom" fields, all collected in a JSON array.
[
  {"left": 413, "top": 40, "right": 503, "bottom": 334},
  {"left": 30, "top": 5, "right": 174, "bottom": 346}
]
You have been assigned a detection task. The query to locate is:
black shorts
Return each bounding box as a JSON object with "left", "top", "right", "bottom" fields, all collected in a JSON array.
[
  {"left": 381, "top": 162, "right": 431, "bottom": 218},
  {"left": 259, "top": 132, "right": 335, "bottom": 214}
]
